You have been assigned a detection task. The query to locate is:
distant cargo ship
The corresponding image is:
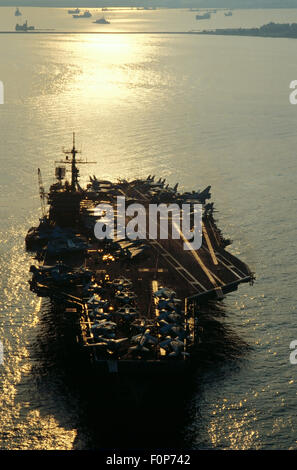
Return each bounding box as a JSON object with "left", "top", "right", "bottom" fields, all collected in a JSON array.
[
  {"left": 196, "top": 12, "right": 211, "bottom": 20},
  {"left": 93, "top": 17, "right": 110, "bottom": 24},
  {"left": 73, "top": 10, "right": 92, "bottom": 18},
  {"left": 68, "top": 8, "right": 80, "bottom": 14},
  {"left": 191, "top": 8, "right": 216, "bottom": 13},
  {"left": 15, "top": 20, "right": 35, "bottom": 31}
]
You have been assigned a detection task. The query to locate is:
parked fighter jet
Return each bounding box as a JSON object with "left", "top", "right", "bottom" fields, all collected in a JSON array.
[
  {"left": 146, "top": 175, "right": 155, "bottom": 182},
  {"left": 158, "top": 320, "right": 187, "bottom": 339},
  {"left": 153, "top": 287, "right": 176, "bottom": 299},
  {"left": 115, "top": 305, "right": 139, "bottom": 320},
  {"left": 131, "top": 329, "right": 158, "bottom": 347},
  {"left": 87, "top": 294, "right": 109, "bottom": 309},
  {"left": 197, "top": 185, "right": 211, "bottom": 203},
  {"left": 91, "top": 320, "right": 116, "bottom": 338},
  {"left": 92, "top": 336, "right": 128, "bottom": 353},
  {"left": 178, "top": 185, "right": 211, "bottom": 204},
  {"left": 204, "top": 202, "right": 215, "bottom": 215},
  {"left": 112, "top": 277, "right": 132, "bottom": 290},
  {"left": 159, "top": 337, "right": 188, "bottom": 358},
  {"left": 128, "top": 344, "right": 150, "bottom": 355},
  {"left": 30, "top": 263, "right": 92, "bottom": 288},
  {"left": 157, "top": 298, "right": 182, "bottom": 311},
  {"left": 160, "top": 336, "right": 183, "bottom": 351},
  {"left": 165, "top": 312, "right": 182, "bottom": 324},
  {"left": 115, "top": 290, "right": 137, "bottom": 303}
]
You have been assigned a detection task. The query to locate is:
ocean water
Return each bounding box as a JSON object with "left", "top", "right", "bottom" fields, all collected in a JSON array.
[{"left": 0, "top": 7, "right": 297, "bottom": 450}]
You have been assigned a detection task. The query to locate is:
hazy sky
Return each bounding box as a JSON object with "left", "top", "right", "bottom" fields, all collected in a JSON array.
[{"left": 2, "top": 0, "right": 297, "bottom": 8}]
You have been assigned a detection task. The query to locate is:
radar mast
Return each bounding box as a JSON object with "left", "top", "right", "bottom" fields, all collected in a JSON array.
[{"left": 55, "top": 133, "right": 95, "bottom": 191}]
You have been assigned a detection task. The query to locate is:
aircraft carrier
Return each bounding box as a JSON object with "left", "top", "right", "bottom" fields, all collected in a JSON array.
[{"left": 26, "top": 134, "right": 254, "bottom": 375}]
